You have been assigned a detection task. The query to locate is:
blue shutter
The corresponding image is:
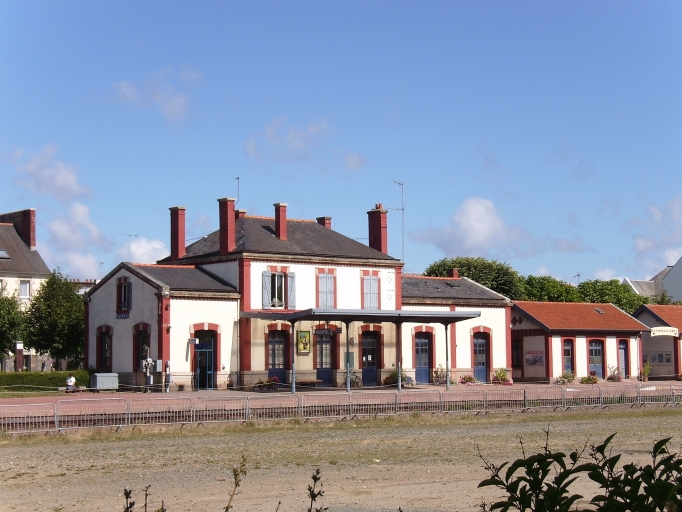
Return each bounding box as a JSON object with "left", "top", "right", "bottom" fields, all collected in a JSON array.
[
  {"left": 287, "top": 272, "right": 296, "bottom": 309},
  {"left": 126, "top": 282, "right": 132, "bottom": 310},
  {"left": 363, "top": 275, "right": 372, "bottom": 309},
  {"left": 326, "top": 274, "right": 334, "bottom": 309},
  {"left": 262, "top": 271, "right": 271, "bottom": 309}
]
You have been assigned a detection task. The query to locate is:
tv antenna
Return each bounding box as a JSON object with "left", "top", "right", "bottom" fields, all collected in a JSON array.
[
  {"left": 574, "top": 273, "right": 581, "bottom": 285},
  {"left": 235, "top": 176, "right": 240, "bottom": 205},
  {"left": 388, "top": 181, "right": 405, "bottom": 263},
  {"left": 119, "top": 234, "right": 138, "bottom": 261}
]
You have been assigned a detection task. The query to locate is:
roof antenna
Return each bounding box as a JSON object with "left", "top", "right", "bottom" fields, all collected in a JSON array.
[
  {"left": 235, "top": 177, "right": 240, "bottom": 206},
  {"left": 574, "top": 273, "right": 581, "bottom": 285},
  {"left": 388, "top": 181, "right": 405, "bottom": 263}
]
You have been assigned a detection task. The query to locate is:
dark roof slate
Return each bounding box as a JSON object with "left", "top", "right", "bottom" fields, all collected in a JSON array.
[
  {"left": 131, "top": 264, "right": 237, "bottom": 293},
  {"left": 402, "top": 275, "right": 509, "bottom": 304},
  {"left": 0, "top": 224, "right": 50, "bottom": 276},
  {"left": 159, "top": 217, "right": 397, "bottom": 263}
]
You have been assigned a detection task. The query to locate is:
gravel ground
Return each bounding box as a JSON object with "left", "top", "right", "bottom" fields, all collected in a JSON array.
[{"left": 1, "top": 407, "right": 681, "bottom": 511}]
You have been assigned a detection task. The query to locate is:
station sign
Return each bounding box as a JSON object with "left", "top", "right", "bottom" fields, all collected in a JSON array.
[{"left": 651, "top": 326, "right": 679, "bottom": 337}]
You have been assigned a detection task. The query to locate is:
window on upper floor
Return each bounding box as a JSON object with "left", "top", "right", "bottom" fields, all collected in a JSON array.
[
  {"left": 362, "top": 273, "right": 379, "bottom": 310},
  {"left": 117, "top": 277, "right": 132, "bottom": 312},
  {"left": 19, "top": 280, "right": 30, "bottom": 299},
  {"left": 317, "top": 271, "right": 335, "bottom": 308},
  {"left": 262, "top": 270, "right": 295, "bottom": 310}
]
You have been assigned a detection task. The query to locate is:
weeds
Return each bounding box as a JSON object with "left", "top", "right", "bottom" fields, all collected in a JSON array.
[
  {"left": 306, "top": 468, "right": 328, "bottom": 512},
  {"left": 224, "top": 455, "right": 247, "bottom": 511}
]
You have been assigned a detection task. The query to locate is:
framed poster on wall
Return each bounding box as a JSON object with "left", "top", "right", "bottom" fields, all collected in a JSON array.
[
  {"left": 297, "top": 331, "right": 311, "bottom": 354},
  {"left": 525, "top": 351, "right": 544, "bottom": 367}
]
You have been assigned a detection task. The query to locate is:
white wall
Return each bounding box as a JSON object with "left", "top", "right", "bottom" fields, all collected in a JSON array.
[
  {"left": 663, "top": 256, "right": 682, "bottom": 302},
  {"left": 249, "top": 260, "right": 398, "bottom": 311},
  {"left": 0, "top": 276, "right": 47, "bottom": 306},
  {"left": 169, "top": 298, "right": 239, "bottom": 374},
  {"left": 87, "top": 269, "right": 158, "bottom": 371}
]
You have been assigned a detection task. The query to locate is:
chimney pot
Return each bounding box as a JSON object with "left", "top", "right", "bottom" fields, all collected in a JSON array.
[
  {"left": 274, "top": 203, "right": 288, "bottom": 240},
  {"left": 316, "top": 216, "right": 332, "bottom": 229},
  {"left": 218, "top": 198, "right": 237, "bottom": 255},
  {"left": 169, "top": 206, "right": 186, "bottom": 261},
  {"left": 447, "top": 268, "right": 459, "bottom": 278},
  {"left": 235, "top": 209, "right": 247, "bottom": 220}
]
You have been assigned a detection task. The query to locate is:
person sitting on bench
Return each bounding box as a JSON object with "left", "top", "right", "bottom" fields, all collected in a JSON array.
[{"left": 65, "top": 373, "right": 76, "bottom": 393}]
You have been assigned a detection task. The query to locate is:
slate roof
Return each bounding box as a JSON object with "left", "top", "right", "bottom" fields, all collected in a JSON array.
[
  {"left": 401, "top": 275, "right": 509, "bottom": 305},
  {"left": 623, "top": 278, "right": 656, "bottom": 297},
  {"left": 131, "top": 264, "right": 238, "bottom": 293},
  {"left": 513, "top": 301, "right": 648, "bottom": 333},
  {"left": 159, "top": 217, "right": 397, "bottom": 263},
  {"left": 651, "top": 266, "right": 673, "bottom": 296},
  {"left": 635, "top": 305, "right": 682, "bottom": 330},
  {"left": 0, "top": 224, "right": 50, "bottom": 276}
]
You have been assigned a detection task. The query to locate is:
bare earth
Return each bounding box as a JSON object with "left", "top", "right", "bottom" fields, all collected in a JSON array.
[{"left": 1, "top": 407, "right": 681, "bottom": 512}]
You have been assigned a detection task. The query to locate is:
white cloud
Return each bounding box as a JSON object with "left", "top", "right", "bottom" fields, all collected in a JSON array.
[
  {"left": 117, "top": 237, "right": 167, "bottom": 263},
  {"left": 415, "top": 197, "right": 587, "bottom": 260},
  {"left": 246, "top": 117, "right": 332, "bottom": 163},
  {"left": 633, "top": 194, "right": 682, "bottom": 275},
  {"left": 344, "top": 153, "right": 366, "bottom": 171},
  {"left": 47, "top": 203, "right": 110, "bottom": 251},
  {"left": 113, "top": 67, "right": 199, "bottom": 124},
  {"left": 535, "top": 266, "right": 549, "bottom": 276},
  {"left": 595, "top": 268, "right": 616, "bottom": 281},
  {"left": 13, "top": 145, "right": 91, "bottom": 200}
]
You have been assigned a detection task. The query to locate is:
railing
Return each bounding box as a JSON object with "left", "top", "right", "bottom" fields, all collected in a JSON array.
[{"left": 2, "top": 384, "right": 682, "bottom": 434}]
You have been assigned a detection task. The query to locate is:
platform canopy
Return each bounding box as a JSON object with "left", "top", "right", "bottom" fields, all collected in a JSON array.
[{"left": 241, "top": 308, "right": 480, "bottom": 325}]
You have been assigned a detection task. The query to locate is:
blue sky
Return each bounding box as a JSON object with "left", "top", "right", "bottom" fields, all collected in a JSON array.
[{"left": 1, "top": 1, "right": 681, "bottom": 283}]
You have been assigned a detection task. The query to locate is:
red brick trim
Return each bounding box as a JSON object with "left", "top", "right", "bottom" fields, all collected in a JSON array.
[
  {"left": 450, "top": 305, "right": 457, "bottom": 368},
  {"left": 359, "top": 324, "right": 383, "bottom": 370},
  {"left": 96, "top": 325, "right": 113, "bottom": 372},
  {"left": 586, "top": 338, "right": 606, "bottom": 378},
  {"left": 84, "top": 301, "right": 90, "bottom": 369},
  {"left": 239, "top": 317, "right": 251, "bottom": 371},
  {"left": 412, "top": 326, "right": 435, "bottom": 377},
  {"left": 505, "top": 306, "right": 512, "bottom": 370},
  {"left": 157, "top": 296, "right": 170, "bottom": 366},
  {"left": 395, "top": 267, "right": 403, "bottom": 310},
  {"left": 189, "top": 323, "right": 222, "bottom": 385},
  {"left": 674, "top": 337, "right": 680, "bottom": 378},
  {"left": 132, "top": 322, "right": 152, "bottom": 371},
  {"left": 618, "top": 338, "right": 631, "bottom": 378},
  {"left": 545, "top": 335, "right": 553, "bottom": 379},
  {"left": 360, "top": 270, "right": 381, "bottom": 310},
  {"left": 239, "top": 259, "right": 251, "bottom": 312},
  {"left": 470, "top": 328, "right": 491, "bottom": 375},
  {"left": 311, "top": 323, "right": 339, "bottom": 369},
  {"left": 560, "top": 337, "right": 576, "bottom": 376},
  {"left": 265, "top": 323, "right": 291, "bottom": 371}
]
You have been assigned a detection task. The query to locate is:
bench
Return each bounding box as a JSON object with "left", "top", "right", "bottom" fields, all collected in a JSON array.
[
  {"left": 297, "top": 380, "right": 323, "bottom": 388},
  {"left": 253, "top": 382, "right": 277, "bottom": 392},
  {"left": 58, "top": 386, "right": 86, "bottom": 393}
]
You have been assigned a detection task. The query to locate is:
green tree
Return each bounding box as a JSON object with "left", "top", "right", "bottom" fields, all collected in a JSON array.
[
  {"left": 577, "top": 279, "right": 650, "bottom": 314},
  {"left": 424, "top": 257, "right": 526, "bottom": 300},
  {"left": 649, "top": 289, "right": 682, "bottom": 305},
  {"left": 0, "top": 290, "right": 25, "bottom": 355},
  {"left": 25, "top": 269, "right": 84, "bottom": 364},
  {"left": 524, "top": 275, "right": 581, "bottom": 303}
]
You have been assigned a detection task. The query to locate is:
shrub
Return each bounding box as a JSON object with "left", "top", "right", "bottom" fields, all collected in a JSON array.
[
  {"left": 432, "top": 364, "right": 452, "bottom": 385},
  {"left": 554, "top": 372, "right": 575, "bottom": 385},
  {"left": 492, "top": 367, "right": 511, "bottom": 385},
  {"left": 382, "top": 369, "right": 407, "bottom": 386},
  {"left": 606, "top": 365, "right": 623, "bottom": 382},
  {"left": 459, "top": 374, "right": 478, "bottom": 385},
  {"left": 479, "top": 431, "right": 682, "bottom": 511},
  {"left": 580, "top": 375, "right": 599, "bottom": 385},
  {"left": 0, "top": 369, "right": 91, "bottom": 391}
]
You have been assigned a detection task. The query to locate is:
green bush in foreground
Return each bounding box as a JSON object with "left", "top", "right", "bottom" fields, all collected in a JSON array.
[
  {"left": 479, "top": 428, "right": 682, "bottom": 511},
  {"left": 0, "top": 369, "right": 90, "bottom": 391}
]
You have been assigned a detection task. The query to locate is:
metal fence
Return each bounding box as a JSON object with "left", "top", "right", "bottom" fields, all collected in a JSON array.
[{"left": 4, "top": 383, "right": 682, "bottom": 434}]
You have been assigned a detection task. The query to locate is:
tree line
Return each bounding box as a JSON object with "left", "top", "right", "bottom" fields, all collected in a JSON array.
[
  {"left": 424, "top": 256, "right": 681, "bottom": 314},
  {"left": 0, "top": 269, "right": 84, "bottom": 367}
]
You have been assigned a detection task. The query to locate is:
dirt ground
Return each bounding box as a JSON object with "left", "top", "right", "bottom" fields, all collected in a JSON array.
[{"left": 1, "top": 407, "right": 681, "bottom": 512}]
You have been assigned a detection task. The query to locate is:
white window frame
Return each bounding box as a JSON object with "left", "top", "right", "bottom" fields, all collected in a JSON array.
[
  {"left": 318, "top": 273, "right": 334, "bottom": 309},
  {"left": 19, "top": 280, "right": 30, "bottom": 299},
  {"left": 363, "top": 275, "right": 379, "bottom": 310},
  {"left": 262, "top": 270, "right": 296, "bottom": 310}
]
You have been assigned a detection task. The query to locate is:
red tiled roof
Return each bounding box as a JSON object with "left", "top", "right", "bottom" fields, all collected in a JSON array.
[
  {"left": 513, "top": 301, "right": 648, "bottom": 332},
  {"left": 643, "top": 305, "right": 682, "bottom": 330}
]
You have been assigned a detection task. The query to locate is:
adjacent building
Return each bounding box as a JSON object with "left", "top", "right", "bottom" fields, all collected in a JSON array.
[{"left": 632, "top": 304, "right": 682, "bottom": 379}]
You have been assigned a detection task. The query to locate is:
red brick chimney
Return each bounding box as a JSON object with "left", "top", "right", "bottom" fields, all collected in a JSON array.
[
  {"left": 447, "top": 268, "right": 460, "bottom": 278},
  {"left": 274, "top": 203, "right": 287, "bottom": 240},
  {"left": 316, "top": 216, "right": 332, "bottom": 229},
  {"left": 367, "top": 203, "right": 388, "bottom": 254},
  {"left": 218, "top": 198, "right": 236, "bottom": 255},
  {"left": 169, "top": 206, "right": 186, "bottom": 261},
  {"left": 0, "top": 209, "right": 36, "bottom": 250},
  {"left": 235, "top": 209, "right": 247, "bottom": 220}
]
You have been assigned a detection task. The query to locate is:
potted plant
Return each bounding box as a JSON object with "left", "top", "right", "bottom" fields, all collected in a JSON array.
[
  {"left": 491, "top": 367, "right": 512, "bottom": 385},
  {"left": 554, "top": 372, "right": 575, "bottom": 385},
  {"left": 641, "top": 361, "right": 652, "bottom": 382},
  {"left": 458, "top": 374, "right": 478, "bottom": 386},
  {"left": 606, "top": 365, "right": 623, "bottom": 383}
]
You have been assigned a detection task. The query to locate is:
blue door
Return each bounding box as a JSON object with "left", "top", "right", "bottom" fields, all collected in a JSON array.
[
  {"left": 415, "top": 334, "right": 431, "bottom": 384},
  {"left": 194, "top": 332, "right": 215, "bottom": 390},
  {"left": 619, "top": 340, "right": 628, "bottom": 378},
  {"left": 316, "top": 333, "right": 333, "bottom": 386},
  {"left": 362, "top": 333, "right": 378, "bottom": 386},
  {"left": 473, "top": 337, "right": 488, "bottom": 382},
  {"left": 268, "top": 331, "right": 286, "bottom": 384},
  {"left": 589, "top": 341, "right": 603, "bottom": 379}
]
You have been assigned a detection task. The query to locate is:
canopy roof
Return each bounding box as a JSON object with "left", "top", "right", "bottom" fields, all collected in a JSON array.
[{"left": 242, "top": 308, "right": 480, "bottom": 325}]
